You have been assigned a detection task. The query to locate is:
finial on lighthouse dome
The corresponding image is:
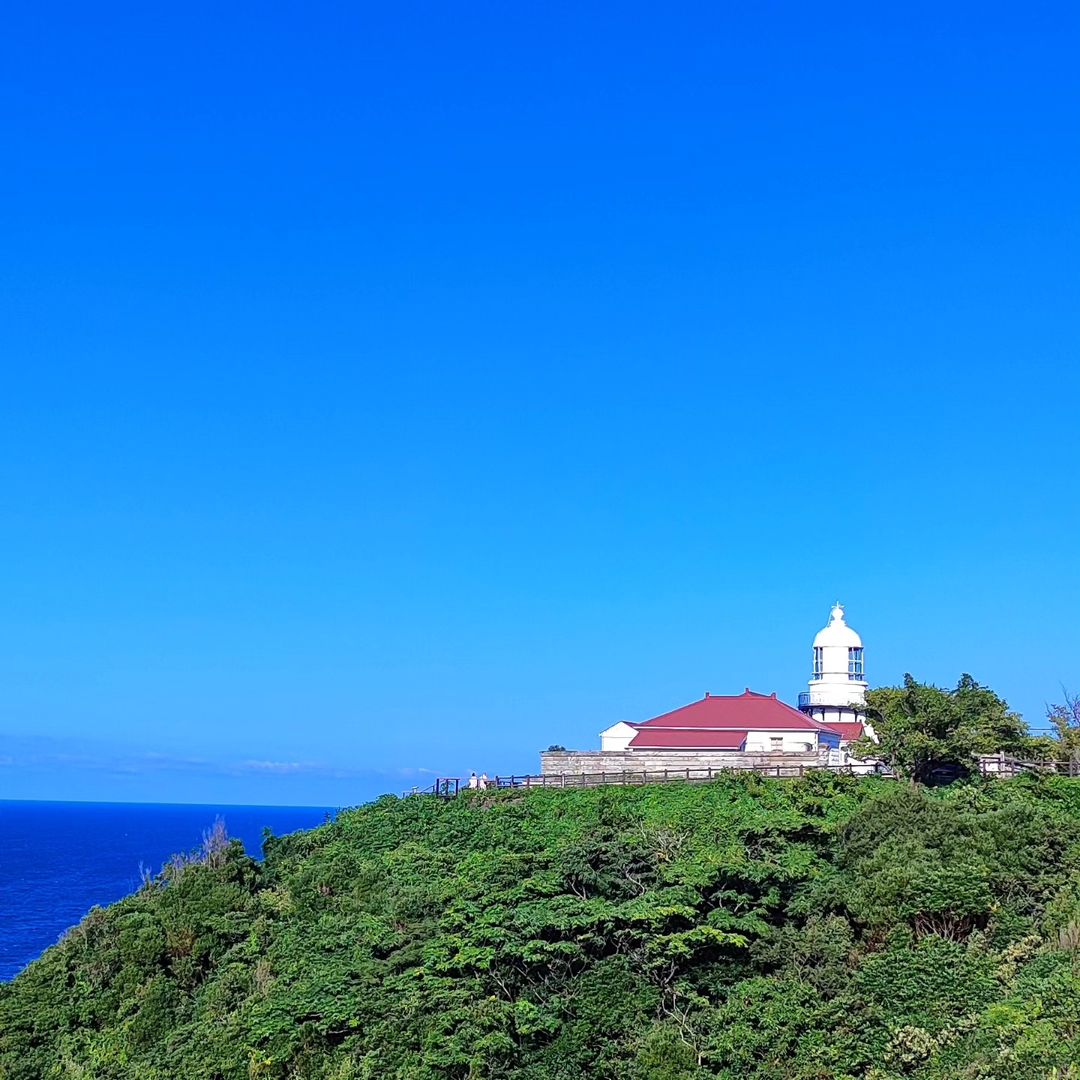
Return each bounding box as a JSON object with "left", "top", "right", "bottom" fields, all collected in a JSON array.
[{"left": 814, "top": 602, "right": 863, "bottom": 648}]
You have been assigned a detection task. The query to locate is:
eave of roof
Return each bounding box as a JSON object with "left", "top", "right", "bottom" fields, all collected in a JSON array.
[
  {"left": 629, "top": 728, "right": 747, "bottom": 750},
  {"left": 822, "top": 722, "right": 865, "bottom": 741}
]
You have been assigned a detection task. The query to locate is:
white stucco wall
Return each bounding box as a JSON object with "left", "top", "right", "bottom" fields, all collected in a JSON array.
[
  {"left": 599, "top": 721, "right": 637, "bottom": 752},
  {"left": 743, "top": 731, "right": 818, "bottom": 754}
]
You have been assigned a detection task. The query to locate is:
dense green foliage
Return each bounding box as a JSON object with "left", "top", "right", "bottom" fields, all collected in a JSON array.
[
  {"left": 855, "top": 675, "right": 1044, "bottom": 782},
  {"left": 1047, "top": 692, "right": 1080, "bottom": 761},
  {"left": 4, "top": 775, "right": 1080, "bottom": 1079}
]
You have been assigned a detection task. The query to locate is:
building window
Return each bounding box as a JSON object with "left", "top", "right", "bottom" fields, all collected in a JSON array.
[
  {"left": 812, "top": 646, "right": 823, "bottom": 679},
  {"left": 770, "top": 736, "right": 784, "bottom": 752},
  {"left": 848, "top": 646, "right": 864, "bottom": 680}
]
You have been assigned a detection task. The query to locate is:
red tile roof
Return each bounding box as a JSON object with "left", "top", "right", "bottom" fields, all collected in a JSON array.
[
  {"left": 629, "top": 728, "right": 747, "bottom": 750},
  {"left": 824, "top": 722, "right": 864, "bottom": 742},
  {"left": 635, "top": 690, "right": 836, "bottom": 733}
]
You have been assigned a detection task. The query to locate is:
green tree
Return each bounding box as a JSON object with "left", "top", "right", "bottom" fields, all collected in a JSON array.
[
  {"left": 854, "top": 674, "right": 1030, "bottom": 784},
  {"left": 6, "top": 774, "right": 1080, "bottom": 1079},
  {"left": 1047, "top": 690, "right": 1080, "bottom": 762}
]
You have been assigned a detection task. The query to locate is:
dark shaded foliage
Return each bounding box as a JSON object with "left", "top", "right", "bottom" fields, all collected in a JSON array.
[{"left": 854, "top": 674, "right": 1037, "bottom": 783}]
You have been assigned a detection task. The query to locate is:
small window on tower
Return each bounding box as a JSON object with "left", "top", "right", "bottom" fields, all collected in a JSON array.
[
  {"left": 848, "top": 647, "right": 864, "bottom": 680},
  {"left": 813, "top": 647, "right": 823, "bottom": 679}
]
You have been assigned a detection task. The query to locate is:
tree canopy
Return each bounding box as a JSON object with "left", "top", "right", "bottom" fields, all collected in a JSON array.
[
  {"left": 1047, "top": 691, "right": 1080, "bottom": 761},
  {"left": 854, "top": 674, "right": 1036, "bottom": 783},
  {"left": 3, "top": 773, "right": 1080, "bottom": 1079}
]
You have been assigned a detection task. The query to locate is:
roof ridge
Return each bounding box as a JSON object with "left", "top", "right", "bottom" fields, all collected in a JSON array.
[
  {"left": 634, "top": 691, "right": 847, "bottom": 732},
  {"left": 633, "top": 724, "right": 815, "bottom": 731}
]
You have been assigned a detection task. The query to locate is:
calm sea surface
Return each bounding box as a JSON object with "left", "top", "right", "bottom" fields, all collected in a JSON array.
[{"left": 0, "top": 800, "right": 334, "bottom": 981}]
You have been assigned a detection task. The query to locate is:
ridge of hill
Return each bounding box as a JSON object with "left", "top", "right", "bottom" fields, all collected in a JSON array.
[{"left": 2, "top": 774, "right": 1080, "bottom": 1079}]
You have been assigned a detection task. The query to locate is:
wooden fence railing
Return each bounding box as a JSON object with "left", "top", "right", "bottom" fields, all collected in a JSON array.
[
  {"left": 976, "top": 755, "right": 1080, "bottom": 778},
  {"left": 404, "top": 761, "right": 891, "bottom": 796},
  {"left": 401, "top": 757, "right": 1080, "bottom": 797},
  {"left": 488, "top": 763, "right": 887, "bottom": 788}
]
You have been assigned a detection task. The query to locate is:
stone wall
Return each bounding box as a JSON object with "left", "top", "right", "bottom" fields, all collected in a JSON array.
[{"left": 540, "top": 749, "right": 825, "bottom": 776}]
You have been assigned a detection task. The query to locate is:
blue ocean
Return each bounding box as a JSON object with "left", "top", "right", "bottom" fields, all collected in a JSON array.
[{"left": 0, "top": 800, "right": 334, "bottom": 982}]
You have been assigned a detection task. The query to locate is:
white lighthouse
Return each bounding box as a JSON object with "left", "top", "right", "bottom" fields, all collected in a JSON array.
[{"left": 798, "top": 603, "right": 868, "bottom": 727}]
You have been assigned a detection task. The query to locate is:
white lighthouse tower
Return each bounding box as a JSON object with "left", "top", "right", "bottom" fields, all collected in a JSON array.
[{"left": 798, "top": 603, "right": 868, "bottom": 727}]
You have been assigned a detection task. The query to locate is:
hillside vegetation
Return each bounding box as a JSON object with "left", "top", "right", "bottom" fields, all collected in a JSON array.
[{"left": 2, "top": 774, "right": 1080, "bottom": 1080}]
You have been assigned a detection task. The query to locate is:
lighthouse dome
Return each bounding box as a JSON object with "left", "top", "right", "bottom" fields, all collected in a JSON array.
[{"left": 813, "top": 603, "right": 863, "bottom": 648}]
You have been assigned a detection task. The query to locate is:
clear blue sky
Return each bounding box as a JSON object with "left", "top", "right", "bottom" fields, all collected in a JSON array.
[{"left": 1, "top": 2, "right": 1077, "bottom": 806}]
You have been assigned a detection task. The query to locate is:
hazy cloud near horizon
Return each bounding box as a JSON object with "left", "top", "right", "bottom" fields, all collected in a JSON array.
[{"left": 0, "top": 733, "right": 438, "bottom": 782}]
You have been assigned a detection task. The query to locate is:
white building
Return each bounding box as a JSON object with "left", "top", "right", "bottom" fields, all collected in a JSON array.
[
  {"left": 590, "top": 605, "right": 876, "bottom": 756},
  {"left": 797, "top": 602, "right": 872, "bottom": 743},
  {"left": 596, "top": 690, "right": 847, "bottom": 756},
  {"left": 545, "top": 602, "right": 877, "bottom": 777}
]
